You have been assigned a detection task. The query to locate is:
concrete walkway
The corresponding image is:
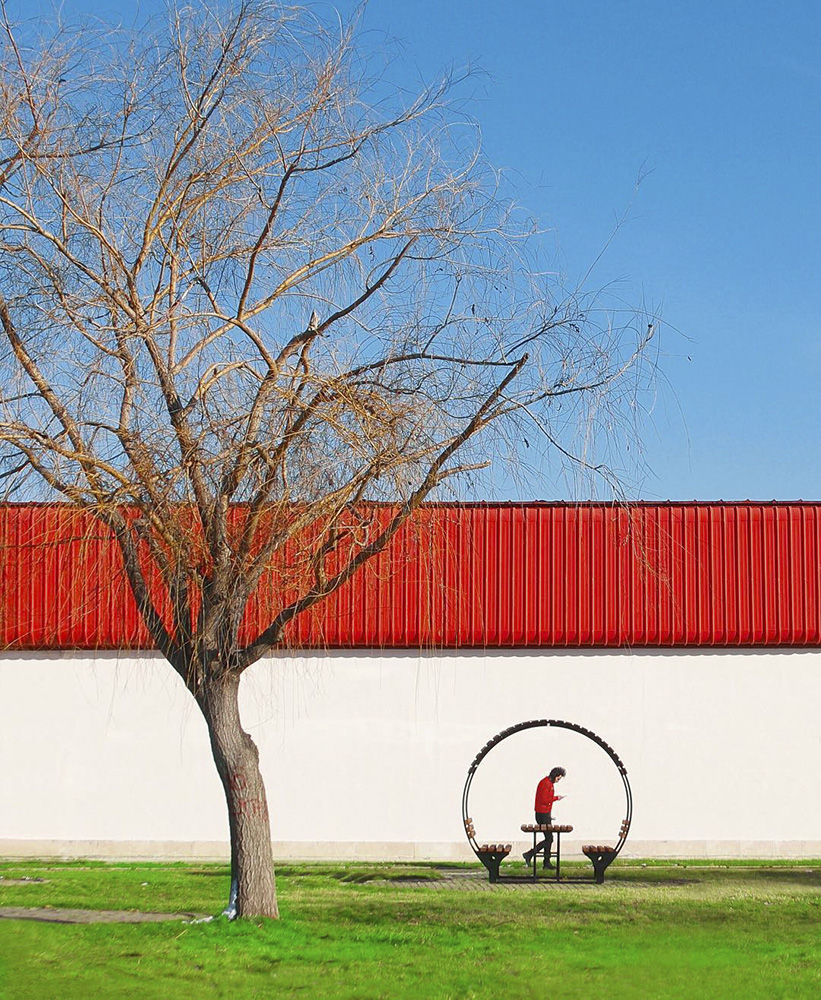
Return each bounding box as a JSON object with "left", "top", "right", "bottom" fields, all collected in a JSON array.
[{"left": 0, "top": 907, "right": 208, "bottom": 923}]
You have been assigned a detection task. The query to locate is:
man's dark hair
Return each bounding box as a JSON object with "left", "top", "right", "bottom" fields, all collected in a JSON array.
[{"left": 548, "top": 767, "right": 566, "bottom": 781}]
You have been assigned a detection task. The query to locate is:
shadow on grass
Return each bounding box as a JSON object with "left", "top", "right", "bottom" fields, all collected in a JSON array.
[{"left": 736, "top": 868, "right": 821, "bottom": 888}]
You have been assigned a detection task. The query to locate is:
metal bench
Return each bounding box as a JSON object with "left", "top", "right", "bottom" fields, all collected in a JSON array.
[
  {"left": 462, "top": 720, "right": 633, "bottom": 885},
  {"left": 464, "top": 817, "right": 511, "bottom": 882}
]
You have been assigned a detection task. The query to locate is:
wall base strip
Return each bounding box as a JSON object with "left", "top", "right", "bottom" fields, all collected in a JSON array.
[{"left": 2, "top": 840, "right": 819, "bottom": 862}]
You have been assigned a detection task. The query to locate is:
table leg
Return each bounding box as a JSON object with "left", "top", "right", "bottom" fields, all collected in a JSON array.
[
  {"left": 532, "top": 830, "right": 537, "bottom": 882},
  {"left": 555, "top": 832, "right": 561, "bottom": 881}
]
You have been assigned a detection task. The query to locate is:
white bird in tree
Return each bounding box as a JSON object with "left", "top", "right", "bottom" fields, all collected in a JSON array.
[{"left": 308, "top": 310, "right": 320, "bottom": 332}]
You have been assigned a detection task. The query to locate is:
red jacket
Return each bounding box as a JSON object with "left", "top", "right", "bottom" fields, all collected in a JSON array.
[{"left": 535, "top": 776, "right": 557, "bottom": 814}]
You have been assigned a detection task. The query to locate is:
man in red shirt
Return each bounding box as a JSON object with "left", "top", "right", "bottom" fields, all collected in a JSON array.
[{"left": 523, "top": 766, "right": 566, "bottom": 869}]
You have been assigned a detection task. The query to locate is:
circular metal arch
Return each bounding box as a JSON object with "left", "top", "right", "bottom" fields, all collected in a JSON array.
[{"left": 461, "top": 719, "right": 633, "bottom": 861}]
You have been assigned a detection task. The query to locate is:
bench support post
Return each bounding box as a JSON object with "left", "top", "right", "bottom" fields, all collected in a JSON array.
[
  {"left": 584, "top": 849, "right": 617, "bottom": 883},
  {"left": 478, "top": 851, "right": 505, "bottom": 883}
]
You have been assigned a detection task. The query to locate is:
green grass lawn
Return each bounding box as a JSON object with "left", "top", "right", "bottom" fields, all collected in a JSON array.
[{"left": 0, "top": 859, "right": 818, "bottom": 999}]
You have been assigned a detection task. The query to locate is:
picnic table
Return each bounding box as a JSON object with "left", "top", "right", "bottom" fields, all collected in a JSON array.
[{"left": 520, "top": 822, "right": 573, "bottom": 881}]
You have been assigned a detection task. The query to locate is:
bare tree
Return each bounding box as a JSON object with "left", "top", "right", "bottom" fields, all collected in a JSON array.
[{"left": 0, "top": 1, "right": 655, "bottom": 918}]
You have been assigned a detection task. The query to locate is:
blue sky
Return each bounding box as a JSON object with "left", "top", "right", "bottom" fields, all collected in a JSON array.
[
  {"left": 9, "top": 1, "right": 821, "bottom": 500},
  {"left": 354, "top": 0, "right": 821, "bottom": 502}
]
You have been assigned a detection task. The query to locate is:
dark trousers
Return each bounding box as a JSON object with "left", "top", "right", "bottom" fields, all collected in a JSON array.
[{"left": 533, "top": 811, "right": 553, "bottom": 864}]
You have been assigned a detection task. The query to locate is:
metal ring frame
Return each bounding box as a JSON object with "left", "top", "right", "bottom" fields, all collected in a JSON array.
[{"left": 461, "top": 719, "right": 633, "bottom": 871}]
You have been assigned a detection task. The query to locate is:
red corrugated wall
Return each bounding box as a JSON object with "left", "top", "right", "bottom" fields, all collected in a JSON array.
[{"left": 2, "top": 502, "right": 820, "bottom": 649}]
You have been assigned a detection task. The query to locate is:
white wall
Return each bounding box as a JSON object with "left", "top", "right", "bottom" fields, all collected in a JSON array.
[{"left": 1, "top": 648, "right": 819, "bottom": 860}]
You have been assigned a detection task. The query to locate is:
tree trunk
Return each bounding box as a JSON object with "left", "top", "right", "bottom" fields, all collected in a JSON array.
[{"left": 199, "top": 671, "right": 279, "bottom": 919}]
